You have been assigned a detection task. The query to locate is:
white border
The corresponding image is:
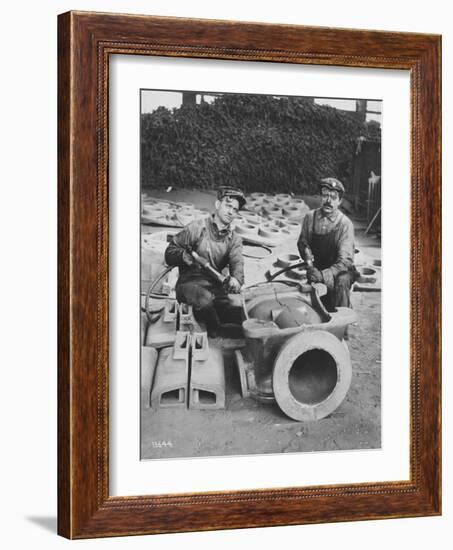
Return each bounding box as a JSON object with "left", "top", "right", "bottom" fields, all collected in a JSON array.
[{"left": 110, "top": 55, "right": 410, "bottom": 496}]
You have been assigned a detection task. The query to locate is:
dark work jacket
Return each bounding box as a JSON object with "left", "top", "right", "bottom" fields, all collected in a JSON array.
[{"left": 165, "top": 216, "right": 244, "bottom": 286}]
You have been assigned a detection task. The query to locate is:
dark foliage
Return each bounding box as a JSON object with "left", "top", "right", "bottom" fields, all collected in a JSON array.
[{"left": 141, "top": 94, "right": 381, "bottom": 195}]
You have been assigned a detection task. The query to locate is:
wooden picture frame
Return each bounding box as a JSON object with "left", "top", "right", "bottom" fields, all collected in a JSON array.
[{"left": 58, "top": 11, "right": 441, "bottom": 538}]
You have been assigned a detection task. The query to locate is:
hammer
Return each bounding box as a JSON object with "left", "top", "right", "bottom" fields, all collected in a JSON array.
[
  {"left": 189, "top": 249, "right": 227, "bottom": 284},
  {"left": 265, "top": 245, "right": 314, "bottom": 281},
  {"left": 189, "top": 249, "right": 247, "bottom": 316},
  {"left": 265, "top": 261, "right": 306, "bottom": 281}
]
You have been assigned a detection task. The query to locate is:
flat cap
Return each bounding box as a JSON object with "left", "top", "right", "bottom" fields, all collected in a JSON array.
[
  {"left": 319, "top": 177, "right": 345, "bottom": 195},
  {"left": 217, "top": 186, "right": 246, "bottom": 209}
]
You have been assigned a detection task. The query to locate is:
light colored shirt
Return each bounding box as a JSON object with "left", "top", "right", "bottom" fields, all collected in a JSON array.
[{"left": 165, "top": 215, "right": 244, "bottom": 285}]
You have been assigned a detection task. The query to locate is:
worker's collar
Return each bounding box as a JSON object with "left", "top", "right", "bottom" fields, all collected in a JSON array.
[
  {"left": 209, "top": 214, "right": 232, "bottom": 236},
  {"left": 318, "top": 208, "right": 341, "bottom": 223}
]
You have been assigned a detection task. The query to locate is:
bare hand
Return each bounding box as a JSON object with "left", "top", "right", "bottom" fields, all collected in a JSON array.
[
  {"left": 182, "top": 250, "right": 194, "bottom": 266},
  {"left": 225, "top": 276, "right": 241, "bottom": 293},
  {"left": 307, "top": 266, "right": 323, "bottom": 284}
]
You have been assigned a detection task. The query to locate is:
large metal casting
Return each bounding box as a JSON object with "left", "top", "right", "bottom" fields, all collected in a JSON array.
[
  {"left": 143, "top": 265, "right": 357, "bottom": 421},
  {"left": 239, "top": 282, "right": 356, "bottom": 421}
]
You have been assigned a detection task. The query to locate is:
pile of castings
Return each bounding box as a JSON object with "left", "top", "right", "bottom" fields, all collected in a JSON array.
[
  {"left": 142, "top": 229, "right": 178, "bottom": 253},
  {"left": 234, "top": 193, "right": 309, "bottom": 247},
  {"left": 353, "top": 250, "right": 382, "bottom": 292},
  {"left": 141, "top": 231, "right": 179, "bottom": 290},
  {"left": 141, "top": 300, "right": 226, "bottom": 412},
  {"left": 235, "top": 282, "right": 357, "bottom": 421},
  {"left": 141, "top": 197, "right": 210, "bottom": 228},
  {"left": 265, "top": 250, "right": 382, "bottom": 289}
]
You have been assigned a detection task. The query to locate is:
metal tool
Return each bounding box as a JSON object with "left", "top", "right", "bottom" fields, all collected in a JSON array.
[
  {"left": 265, "top": 246, "right": 314, "bottom": 281},
  {"left": 188, "top": 248, "right": 245, "bottom": 300},
  {"left": 302, "top": 244, "right": 314, "bottom": 267},
  {"left": 265, "top": 261, "right": 306, "bottom": 282},
  {"left": 189, "top": 249, "right": 227, "bottom": 284}
]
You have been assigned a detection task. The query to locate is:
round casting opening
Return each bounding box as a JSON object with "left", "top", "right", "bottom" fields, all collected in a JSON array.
[
  {"left": 288, "top": 349, "right": 337, "bottom": 405},
  {"left": 284, "top": 253, "right": 300, "bottom": 262},
  {"left": 293, "top": 199, "right": 306, "bottom": 206},
  {"left": 242, "top": 213, "right": 261, "bottom": 223}
]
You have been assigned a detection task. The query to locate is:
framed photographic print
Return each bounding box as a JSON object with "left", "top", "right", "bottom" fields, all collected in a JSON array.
[{"left": 58, "top": 11, "right": 441, "bottom": 538}]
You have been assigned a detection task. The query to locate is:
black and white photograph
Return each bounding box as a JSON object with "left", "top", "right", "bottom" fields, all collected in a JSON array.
[
  {"left": 140, "top": 89, "right": 382, "bottom": 460},
  {"left": 2, "top": 0, "right": 447, "bottom": 545}
]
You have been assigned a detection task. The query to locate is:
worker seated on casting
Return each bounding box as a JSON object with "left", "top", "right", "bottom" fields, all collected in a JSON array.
[
  {"left": 165, "top": 186, "right": 246, "bottom": 338},
  {"left": 297, "top": 178, "right": 357, "bottom": 312}
]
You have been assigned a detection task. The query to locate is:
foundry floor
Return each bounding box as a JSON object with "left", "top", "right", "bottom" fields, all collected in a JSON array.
[{"left": 140, "top": 188, "right": 381, "bottom": 460}]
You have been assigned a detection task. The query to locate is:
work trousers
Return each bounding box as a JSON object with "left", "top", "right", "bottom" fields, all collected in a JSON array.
[
  {"left": 175, "top": 277, "right": 242, "bottom": 336},
  {"left": 321, "top": 270, "right": 355, "bottom": 312}
]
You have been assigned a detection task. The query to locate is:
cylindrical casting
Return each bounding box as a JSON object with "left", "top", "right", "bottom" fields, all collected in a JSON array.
[{"left": 273, "top": 330, "right": 352, "bottom": 421}]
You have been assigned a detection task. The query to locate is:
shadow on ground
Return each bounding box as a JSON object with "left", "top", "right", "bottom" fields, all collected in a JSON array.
[{"left": 26, "top": 516, "right": 57, "bottom": 534}]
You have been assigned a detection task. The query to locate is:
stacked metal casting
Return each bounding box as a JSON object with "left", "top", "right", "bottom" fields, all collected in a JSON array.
[
  {"left": 234, "top": 192, "right": 309, "bottom": 247},
  {"left": 141, "top": 197, "right": 210, "bottom": 228},
  {"left": 141, "top": 300, "right": 226, "bottom": 411}
]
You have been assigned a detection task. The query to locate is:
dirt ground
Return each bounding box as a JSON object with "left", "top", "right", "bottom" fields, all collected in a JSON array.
[{"left": 141, "top": 188, "right": 381, "bottom": 460}]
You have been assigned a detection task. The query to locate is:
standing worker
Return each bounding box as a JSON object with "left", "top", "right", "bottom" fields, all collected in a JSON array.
[
  {"left": 165, "top": 186, "right": 246, "bottom": 338},
  {"left": 297, "top": 178, "right": 357, "bottom": 313}
]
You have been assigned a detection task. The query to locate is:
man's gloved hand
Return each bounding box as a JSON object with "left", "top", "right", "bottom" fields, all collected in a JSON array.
[
  {"left": 224, "top": 276, "right": 242, "bottom": 294},
  {"left": 182, "top": 250, "right": 194, "bottom": 266},
  {"left": 307, "top": 266, "right": 323, "bottom": 284}
]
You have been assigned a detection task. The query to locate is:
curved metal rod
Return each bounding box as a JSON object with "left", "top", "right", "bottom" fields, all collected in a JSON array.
[
  {"left": 266, "top": 261, "right": 306, "bottom": 281},
  {"left": 145, "top": 265, "right": 176, "bottom": 323}
]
